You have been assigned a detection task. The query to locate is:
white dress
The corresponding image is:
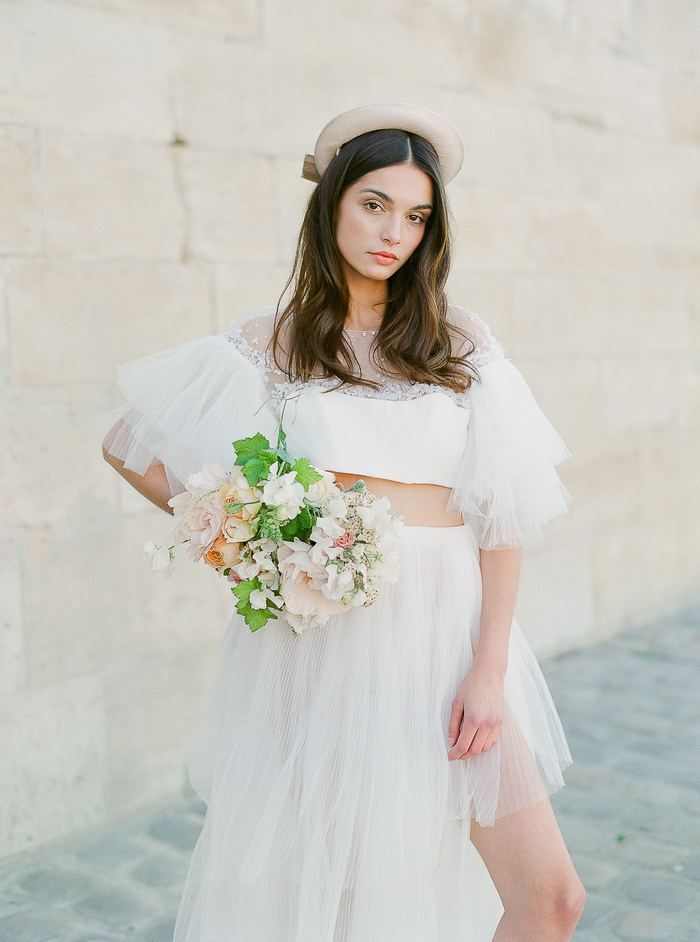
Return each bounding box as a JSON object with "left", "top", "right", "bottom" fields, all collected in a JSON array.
[{"left": 94, "top": 305, "right": 574, "bottom": 942}]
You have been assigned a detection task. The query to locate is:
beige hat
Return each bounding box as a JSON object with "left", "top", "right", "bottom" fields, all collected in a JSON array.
[{"left": 301, "top": 102, "right": 464, "bottom": 185}]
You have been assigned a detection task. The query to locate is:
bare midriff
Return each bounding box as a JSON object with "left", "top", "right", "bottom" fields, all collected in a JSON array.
[{"left": 329, "top": 472, "right": 464, "bottom": 528}]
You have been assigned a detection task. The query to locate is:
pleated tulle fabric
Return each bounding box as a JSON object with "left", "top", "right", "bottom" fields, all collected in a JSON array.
[{"left": 174, "top": 524, "right": 572, "bottom": 942}]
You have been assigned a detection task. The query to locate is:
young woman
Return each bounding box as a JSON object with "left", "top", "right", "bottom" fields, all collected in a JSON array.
[{"left": 96, "top": 103, "right": 585, "bottom": 942}]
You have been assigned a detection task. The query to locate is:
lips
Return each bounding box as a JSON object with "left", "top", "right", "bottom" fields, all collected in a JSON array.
[{"left": 368, "top": 251, "right": 398, "bottom": 265}]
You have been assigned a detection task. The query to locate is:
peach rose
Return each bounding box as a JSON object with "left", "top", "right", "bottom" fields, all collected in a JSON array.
[{"left": 203, "top": 536, "right": 242, "bottom": 569}]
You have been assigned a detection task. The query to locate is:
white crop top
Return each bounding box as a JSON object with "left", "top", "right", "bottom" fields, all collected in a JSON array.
[{"left": 93, "top": 305, "right": 572, "bottom": 549}]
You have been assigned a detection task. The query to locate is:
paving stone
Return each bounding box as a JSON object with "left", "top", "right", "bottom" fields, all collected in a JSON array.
[
  {"left": 140, "top": 917, "right": 177, "bottom": 942},
  {"left": 71, "top": 833, "right": 147, "bottom": 869},
  {"left": 130, "top": 854, "right": 189, "bottom": 889},
  {"left": 0, "top": 910, "right": 74, "bottom": 942},
  {"left": 15, "top": 868, "right": 98, "bottom": 903},
  {"left": 576, "top": 892, "right": 624, "bottom": 929},
  {"left": 147, "top": 813, "right": 203, "bottom": 853},
  {"left": 614, "top": 910, "right": 692, "bottom": 940},
  {"left": 73, "top": 887, "right": 153, "bottom": 930},
  {"left": 621, "top": 874, "right": 698, "bottom": 911},
  {"left": 1, "top": 616, "right": 700, "bottom": 939},
  {"left": 572, "top": 854, "right": 623, "bottom": 891}
]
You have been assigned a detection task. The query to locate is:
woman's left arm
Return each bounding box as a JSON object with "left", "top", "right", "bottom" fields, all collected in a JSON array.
[{"left": 447, "top": 546, "right": 521, "bottom": 760}]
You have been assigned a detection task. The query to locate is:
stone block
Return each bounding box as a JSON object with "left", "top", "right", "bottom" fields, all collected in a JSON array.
[
  {"left": 0, "top": 526, "right": 27, "bottom": 698},
  {"left": 0, "top": 126, "right": 42, "bottom": 254},
  {"left": 0, "top": 675, "right": 109, "bottom": 858},
  {"left": 560, "top": 32, "right": 664, "bottom": 137},
  {"left": 0, "top": 2, "right": 171, "bottom": 139},
  {"left": 450, "top": 184, "right": 529, "bottom": 273},
  {"left": 67, "top": 0, "right": 258, "bottom": 38},
  {"left": 130, "top": 853, "right": 189, "bottom": 889},
  {"left": 272, "top": 157, "right": 315, "bottom": 264},
  {"left": 265, "top": 0, "right": 469, "bottom": 98},
  {"left": 516, "top": 537, "right": 595, "bottom": 657},
  {"left": 444, "top": 273, "right": 512, "bottom": 337},
  {"left": 21, "top": 513, "right": 228, "bottom": 687},
  {"left": 472, "top": 0, "right": 566, "bottom": 89},
  {"left": 633, "top": 0, "right": 697, "bottom": 72},
  {"left": 517, "top": 354, "right": 605, "bottom": 452},
  {"left": 459, "top": 96, "right": 562, "bottom": 195},
  {"left": 146, "top": 810, "right": 203, "bottom": 853},
  {"left": 179, "top": 150, "right": 275, "bottom": 262},
  {"left": 41, "top": 132, "right": 185, "bottom": 259},
  {"left": 663, "top": 76, "right": 700, "bottom": 146},
  {"left": 620, "top": 873, "right": 696, "bottom": 911},
  {"left": 0, "top": 385, "right": 118, "bottom": 529},
  {"left": 6, "top": 258, "right": 213, "bottom": 384},
  {"left": 524, "top": 196, "right": 602, "bottom": 275},
  {"left": 569, "top": 0, "right": 634, "bottom": 48},
  {"left": 172, "top": 36, "right": 273, "bottom": 151},
  {"left": 213, "top": 261, "right": 292, "bottom": 333},
  {"left": 73, "top": 887, "right": 152, "bottom": 930},
  {"left": 103, "top": 645, "right": 222, "bottom": 815},
  {"left": 600, "top": 355, "right": 679, "bottom": 433}
]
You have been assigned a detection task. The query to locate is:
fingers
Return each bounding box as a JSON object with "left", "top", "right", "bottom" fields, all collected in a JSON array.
[{"left": 447, "top": 719, "right": 503, "bottom": 760}]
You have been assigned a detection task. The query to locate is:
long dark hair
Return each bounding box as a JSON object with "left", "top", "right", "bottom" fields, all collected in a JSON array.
[{"left": 271, "top": 128, "right": 477, "bottom": 391}]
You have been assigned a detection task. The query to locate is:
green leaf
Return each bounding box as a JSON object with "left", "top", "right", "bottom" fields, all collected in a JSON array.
[
  {"left": 233, "top": 432, "right": 272, "bottom": 464},
  {"left": 239, "top": 454, "right": 276, "bottom": 487},
  {"left": 346, "top": 479, "right": 366, "bottom": 493},
  {"left": 292, "top": 458, "right": 323, "bottom": 489},
  {"left": 232, "top": 578, "right": 259, "bottom": 604},
  {"left": 280, "top": 506, "right": 315, "bottom": 542}
]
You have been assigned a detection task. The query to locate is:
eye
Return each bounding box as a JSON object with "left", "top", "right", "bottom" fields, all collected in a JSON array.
[
  {"left": 363, "top": 199, "right": 383, "bottom": 212},
  {"left": 408, "top": 213, "right": 427, "bottom": 226}
]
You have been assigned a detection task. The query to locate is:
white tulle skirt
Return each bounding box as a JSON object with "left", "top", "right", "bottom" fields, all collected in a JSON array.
[{"left": 173, "top": 524, "right": 572, "bottom": 942}]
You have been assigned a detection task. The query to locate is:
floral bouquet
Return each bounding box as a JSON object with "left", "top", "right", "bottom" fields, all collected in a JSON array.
[{"left": 144, "top": 426, "right": 402, "bottom": 635}]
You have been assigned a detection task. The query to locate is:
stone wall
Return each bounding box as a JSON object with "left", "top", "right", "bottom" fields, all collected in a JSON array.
[{"left": 1, "top": 0, "right": 699, "bottom": 859}]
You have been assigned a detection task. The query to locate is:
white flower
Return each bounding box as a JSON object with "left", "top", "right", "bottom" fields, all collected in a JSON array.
[
  {"left": 143, "top": 541, "right": 179, "bottom": 577},
  {"left": 356, "top": 496, "right": 395, "bottom": 533},
  {"left": 315, "top": 515, "right": 345, "bottom": 540},
  {"left": 368, "top": 551, "right": 399, "bottom": 583},
  {"left": 325, "top": 498, "right": 348, "bottom": 520},
  {"left": 305, "top": 469, "right": 342, "bottom": 503},
  {"left": 308, "top": 528, "right": 342, "bottom": 565},
  {"left": 249, "top": 587, "right": 277, "bottom": 610},
  {"left": 261, "top": 470, "right": 306, "bottom": 521},
  {"left": 186, "top": 462, "right": 230, "bottom": 495},
  {"left": 322, "top": 565, "right": 355, "bottom": 601}
]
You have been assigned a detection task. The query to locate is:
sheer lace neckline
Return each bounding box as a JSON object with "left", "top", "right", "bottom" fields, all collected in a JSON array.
[{"left": 222, "top": 305, "right": 507, "bottom": 419}]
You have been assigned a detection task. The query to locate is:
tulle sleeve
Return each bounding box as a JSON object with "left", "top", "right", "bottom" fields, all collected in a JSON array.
[
  {"left": 446, "top": 309, "right": 572, "bottom": 550},
  {"left": 91, "top": 327, "right": 280, "bottom": 496}
]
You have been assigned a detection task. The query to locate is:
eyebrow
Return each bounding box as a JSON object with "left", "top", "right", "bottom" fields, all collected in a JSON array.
[{"left": 359, "top": 188, "right": 433, "bottom": 211}]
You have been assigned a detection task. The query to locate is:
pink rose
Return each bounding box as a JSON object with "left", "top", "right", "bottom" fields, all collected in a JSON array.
[
  {"left": 332, "top": 532, "right": 355, "bottom": 549},
  {"left": 185, "top": 495, "right": 227, "bottom": 560},
  {"left": 278, "top": 541, "right": 348, "bottom": 621}
]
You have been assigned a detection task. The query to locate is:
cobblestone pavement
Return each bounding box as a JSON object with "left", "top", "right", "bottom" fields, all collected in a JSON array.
[{"left": 1, "top": 607, "right": 699, "bottom": 942}]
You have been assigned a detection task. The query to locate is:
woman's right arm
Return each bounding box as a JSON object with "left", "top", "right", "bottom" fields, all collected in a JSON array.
[{"left": 102, "top": 420, "right": 174, "bottom": 515}]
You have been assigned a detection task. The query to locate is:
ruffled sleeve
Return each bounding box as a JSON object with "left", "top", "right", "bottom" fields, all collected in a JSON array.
[
  {"left": 91, "top": 326, "right": 280, "bottom": 496},
  {"left": 446, "top": 309, "right": 572, "bottom": 550}
]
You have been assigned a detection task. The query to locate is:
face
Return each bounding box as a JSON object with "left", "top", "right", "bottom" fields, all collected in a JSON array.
[{"left": 334, "top": 163, "right": 434, "bottom": 286}]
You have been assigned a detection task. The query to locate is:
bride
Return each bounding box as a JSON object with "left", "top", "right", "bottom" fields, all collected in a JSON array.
[{"left": 96, "top": 103, "right": 585, "bottom": 942}]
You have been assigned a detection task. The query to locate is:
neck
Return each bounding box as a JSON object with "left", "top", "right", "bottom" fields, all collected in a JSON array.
[{"left": 343, "top": 265, "right": 388, "bottom": 332}]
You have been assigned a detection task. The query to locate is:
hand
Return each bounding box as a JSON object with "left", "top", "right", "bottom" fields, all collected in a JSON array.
[{"left": 447, "top": 665, "right": 504, "bottom": 761}]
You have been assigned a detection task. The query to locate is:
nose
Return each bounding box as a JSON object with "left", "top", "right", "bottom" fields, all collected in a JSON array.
[{"left": 381, "top": 213, "right": 402, "bottom": 245}]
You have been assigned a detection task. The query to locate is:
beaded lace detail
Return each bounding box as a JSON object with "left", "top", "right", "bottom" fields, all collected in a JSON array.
[{"left": 223, "top": 306, "right": 506, "bottom": 417}]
